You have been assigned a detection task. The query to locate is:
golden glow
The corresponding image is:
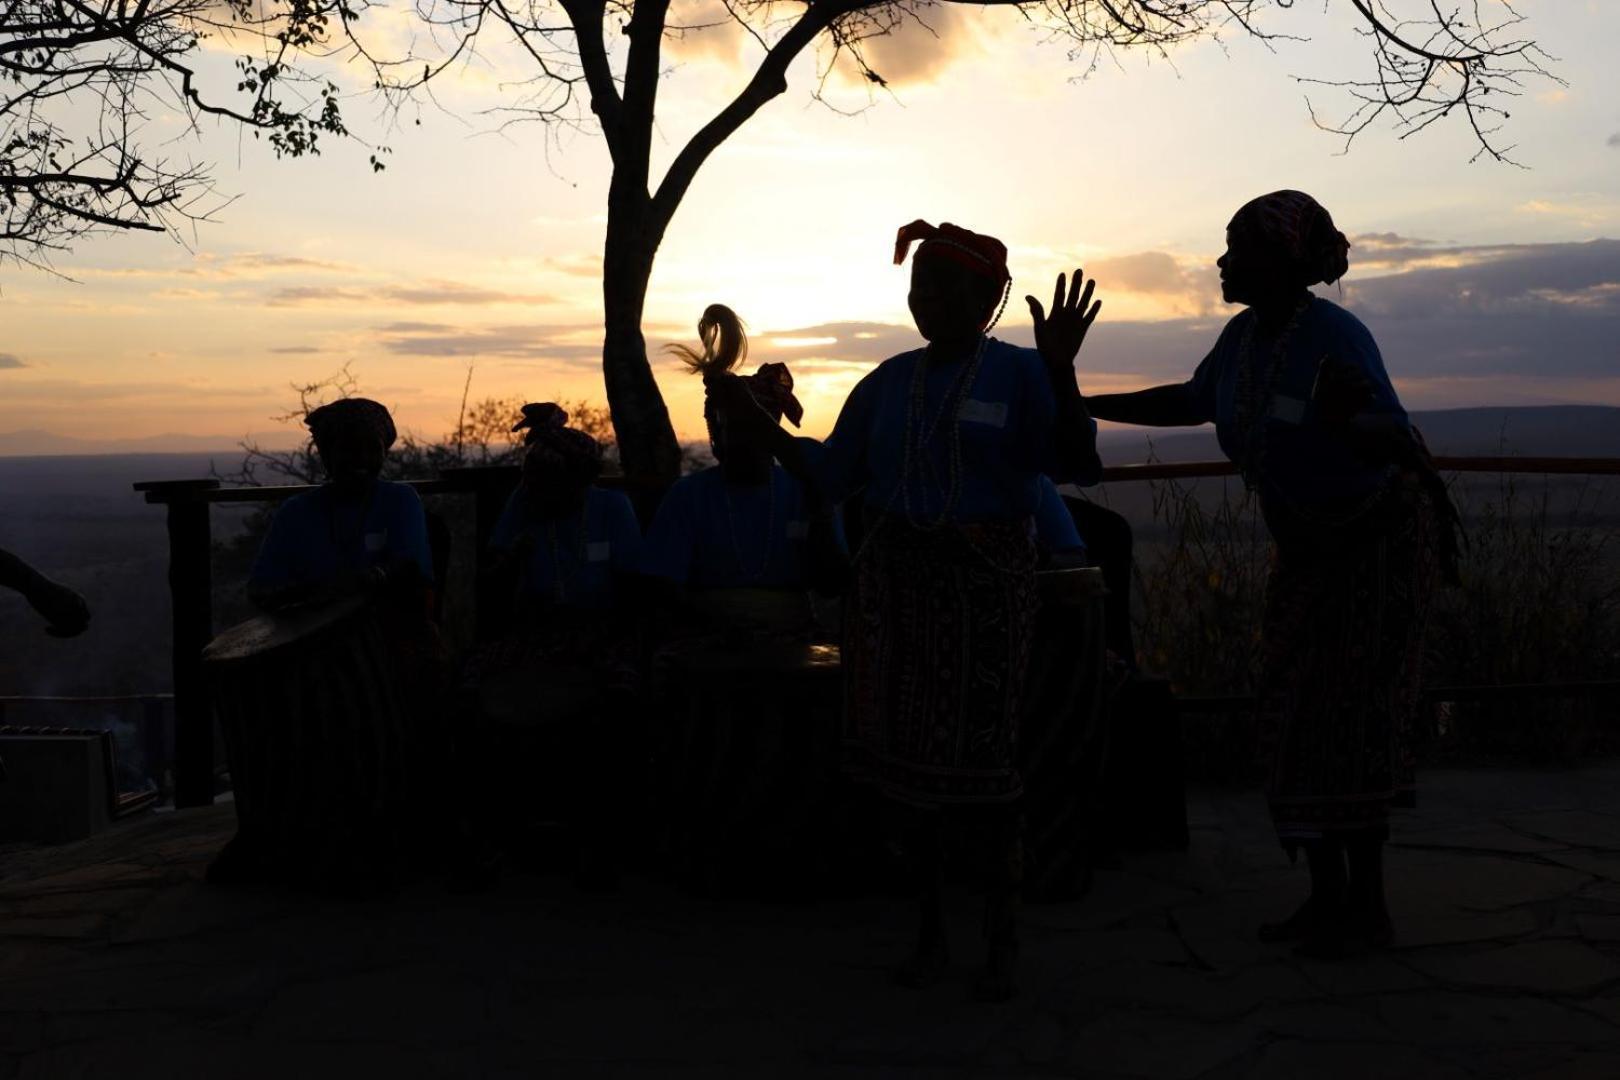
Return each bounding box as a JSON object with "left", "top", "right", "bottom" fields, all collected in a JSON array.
[{"left": 764, "top": 336, "right": 840, "bottom": 349}]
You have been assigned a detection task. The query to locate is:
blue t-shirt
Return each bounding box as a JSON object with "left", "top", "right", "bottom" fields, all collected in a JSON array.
[
  {"left": 250, "top": 479, "right": 434, "bottom": 589},
  {"left": 1032, "top": 477, "right": 1085, "bottom": 554},
  {"left": 1185, "top": 297, "right": 1409, "bottom": 517},
  {"left": 640, "top": 465, "right": 843, "bottom": 589},
  {"left": 489, "top": 486, "right": 642, "bottom": 608},
  {"left": 795, "top": 338, "right": 1100, "bottom": 523}
]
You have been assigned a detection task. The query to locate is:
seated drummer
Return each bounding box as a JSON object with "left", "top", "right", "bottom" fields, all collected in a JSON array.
[
  {"left": 486, "top": 403, "right": 643, "bottom": 622},
  {"left": 471, "top": 404, "right": 644, "bottom": 891},
  {"left": 248, "top": 398, "right": 434, "bottom": 613},
  {"left": 641, "top": 304, "right": 848, "bottom": 613}
]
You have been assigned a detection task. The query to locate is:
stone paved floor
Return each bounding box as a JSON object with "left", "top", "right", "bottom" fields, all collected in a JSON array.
[{"left": 9, "top": 767, "right": 1620, "bottom": 1078}]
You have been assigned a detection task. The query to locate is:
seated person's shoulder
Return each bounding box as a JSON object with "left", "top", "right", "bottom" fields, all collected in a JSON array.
[
  {"left": 276, "top": 488, "right": 323, "bottom": 516},
  {"left": 593, "top": 485, "right": 639, "bottom": 518},
  {"left": 671, "top": 468, "right": 719, "bottom": 498},
  {"left": 376, "top": 479, "right": 426, "bottom": 508}
]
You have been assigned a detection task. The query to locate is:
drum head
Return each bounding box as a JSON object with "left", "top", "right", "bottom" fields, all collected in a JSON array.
[
  {"left": 479, "top": 662, "right": 601, "bottom": 728},
  {"left": 203, "top": 595, "right": 368, "bottom": 664},
  {"left": 1036, "top": 566, "right": 1107, "bottom": 604}
]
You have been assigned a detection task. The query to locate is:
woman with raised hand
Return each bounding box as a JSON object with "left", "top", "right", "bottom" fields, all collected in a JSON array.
[
  {"left": 709, "top": 221, "right": 1103, "bottom": 1001},
  {"left": 1083, "top": 190, "right": 1459, "bottom": 958}
]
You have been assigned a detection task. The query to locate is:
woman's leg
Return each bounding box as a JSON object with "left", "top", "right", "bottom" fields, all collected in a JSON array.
[
  {"left": 975, "top": 803, "right": 1023, "bottom": 1002},
  {"left": 1345, "top": 825, "right": 1393, "bottom": 945},
  {"left": 1258, "top": 835, "right": 1347, "bottom": 943},
  {"left": 893, "top": 806, "right": 949, "bottom": 986}
]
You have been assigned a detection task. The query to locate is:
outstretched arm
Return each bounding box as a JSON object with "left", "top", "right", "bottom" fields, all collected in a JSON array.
[
  {"left": 0, "top": 548, "right": 91, "bottom": 636},
  {"left": 1086, "top": 385, "right": 1209, "bottom": 428}
]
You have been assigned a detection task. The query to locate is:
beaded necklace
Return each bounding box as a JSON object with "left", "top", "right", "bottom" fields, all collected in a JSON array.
[
  {"left": 898, "top": 333, "right": 988, "bottom": 530},
  {"left": 722, "top": 469, "right": 776, "bottom": 582},
  {"left": 855, "top": 279, "right": 1011, "bottom": 560}
]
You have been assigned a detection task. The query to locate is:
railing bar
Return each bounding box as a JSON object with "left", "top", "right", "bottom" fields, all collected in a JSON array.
[
  {"left": 134, "top": 458, "right": 1620, "bottom": 503},
  {"left": 0, "top": 695, "right": 175, "bottom": 705},
  {"left": 1176, "top": 681, "right": 1620, "bottom": 713},
  {"left": 1099, "top": 457, "right": 1620, "bottom": 484}
]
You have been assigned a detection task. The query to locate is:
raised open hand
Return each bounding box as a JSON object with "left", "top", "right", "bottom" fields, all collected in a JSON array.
[{"left": 1026, "top": 269, "right": 1102, "bottom": 376}]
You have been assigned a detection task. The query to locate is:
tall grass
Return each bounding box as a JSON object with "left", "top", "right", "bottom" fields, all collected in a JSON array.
[{"left": 1126, "top": 470, "right": 1620, "bottom": 772}]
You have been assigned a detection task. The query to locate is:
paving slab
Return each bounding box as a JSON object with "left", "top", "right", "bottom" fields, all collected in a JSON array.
[
  {"left": 1404, "top": 940, "right": 1620, "bottom": 995},
  {"left": 2, "top": 767, "right": 1620, "bottom": 1077}
]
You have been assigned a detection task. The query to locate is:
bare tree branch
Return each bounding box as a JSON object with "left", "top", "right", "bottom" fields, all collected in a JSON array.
[{"left": 1, "top": 0, "right": 378, "bottom": 266}]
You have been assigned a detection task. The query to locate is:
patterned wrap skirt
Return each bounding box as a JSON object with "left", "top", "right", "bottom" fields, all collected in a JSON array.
[
  {"left": 1258, "top": 471, "right": 1441, "bottom": 848},
  {"left": 843, "top": 515, "right": 1039, "bottom": 807}
]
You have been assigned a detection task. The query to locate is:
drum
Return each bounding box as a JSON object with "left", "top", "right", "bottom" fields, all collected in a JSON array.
[
  {"left": 1019, "top": 566, "right": 1109, "bottom": 901},
  {"left": 203, "top": 596, "right": 417, "bottom": 882},
  {"left": 652, "top": 639, "right": 844, "bottom": 896}
]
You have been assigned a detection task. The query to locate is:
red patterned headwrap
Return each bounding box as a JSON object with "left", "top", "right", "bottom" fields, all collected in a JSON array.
[
  {"left": 1228, "top": 190, "right": 1352, "bottom": 287},
  {"left": 305, "top": 397, "right": 397, "bottom": 450},
  {"left": 893, "top": 220, "right": 1011, "bottom": 284},
  {"left": 739, "top": 362, "right": 804, "bottom": 428},
  {"left": 512, "top": 402, "right": 603, "bottom": 479}
]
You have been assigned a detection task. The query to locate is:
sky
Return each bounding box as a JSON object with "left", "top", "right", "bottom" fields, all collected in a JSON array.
[{"left": 1, "top": 0, "right": 1617, "bottom": 451}]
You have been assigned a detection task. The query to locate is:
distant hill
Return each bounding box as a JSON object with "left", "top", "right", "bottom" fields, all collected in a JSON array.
[
  {"left": 1096, "top": 405, "right": 1620, "bottom": 463},
  {"left": 0, "top": 429, "right": 297, "bottom": 457},
  {"left": 1, "top": 403, "right": 1616, "bottom": 467}
]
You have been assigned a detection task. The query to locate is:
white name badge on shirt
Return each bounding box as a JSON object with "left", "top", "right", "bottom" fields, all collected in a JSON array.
[
  {"left": 586, "top": 541, "right": 612, "bottom": 562},
  {"left": 785, "top": 520, "right": 809, "bottom": 539},
  {"left": 364, "top": 530, "right": 388, "bottom": 553},
  {"left": 1270, "top": 395, "right": 1308, "bottom": 425},
  {"left": 960, "top": 399, "right": 1008, "bottom": 428}
]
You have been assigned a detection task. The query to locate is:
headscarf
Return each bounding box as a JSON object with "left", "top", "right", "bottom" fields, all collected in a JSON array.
[
  {"left": 305, "top": 397, "right": 397, "bottom": 450},
  {"left": 512, "top": 402, "right": 603, "bottom": 481},
  {"left": 739, "top": 362, "right": 803, "bottom": 428},
  {"left": 669, "top": 304, "right": 805, "bottom": 430},
  {"left": 1228, "top": 190, "right": 1351, "bottom": 287},
  {"left": 893, "top": 220, "right": 1011, "bottom": 284}
]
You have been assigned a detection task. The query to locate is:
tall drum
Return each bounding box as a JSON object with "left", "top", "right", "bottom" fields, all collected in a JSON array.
[
  {"left": 203, "top": 596, "right": 417, "bottom": 883},
  {"left": 653, "top": 635, "right": 844, "bottom": 896},
  {"left": 1020, "top": 566, "right": 1109, "bottom": 901}
]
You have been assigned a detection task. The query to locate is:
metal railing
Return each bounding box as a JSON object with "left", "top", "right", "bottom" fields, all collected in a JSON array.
[{"left": 122, "top": 456, "right": 1620, "bottom": 808}]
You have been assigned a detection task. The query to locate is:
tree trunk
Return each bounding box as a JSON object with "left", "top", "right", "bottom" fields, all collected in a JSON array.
[{"left": 601, "top": 202, "right": 682, "bottom": 483}]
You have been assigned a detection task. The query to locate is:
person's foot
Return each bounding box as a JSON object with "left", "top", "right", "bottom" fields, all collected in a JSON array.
[
  {"left": 574, "top": 859, "right": 621, "bottom": 894},
  {"left": 892, "top": 934, "right": 950, "bottom": 988},
  {"left": 972, "top": 937, "right": 1019, "bottom": 1002},
  {"left": 447, "top": 844, "right": 503, "bottom": 894},
  {"left": 1258, "top": 897, "right": 1337, "bottom": 943},
  {"left": 205, "top": 833, "right": 269, "bottom": 887},
  {"left": 1294, "top": 902, "right": 1394, "bottom": 960},
  {"left": 1344, "top": 907, "right": 1395, "bottom": 953}
]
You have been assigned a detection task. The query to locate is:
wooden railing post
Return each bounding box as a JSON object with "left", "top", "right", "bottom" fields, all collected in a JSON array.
[
  {"left": 134, "top": 479, "right": 219, "bottom": 808},
  {"left": 439, "top": 466, "right": 521, "bottom": 642}
]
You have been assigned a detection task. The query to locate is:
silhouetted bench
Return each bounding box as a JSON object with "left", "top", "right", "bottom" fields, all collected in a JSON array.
[{"left": 0, "top": 725, "right": 158, "bottom": 844}]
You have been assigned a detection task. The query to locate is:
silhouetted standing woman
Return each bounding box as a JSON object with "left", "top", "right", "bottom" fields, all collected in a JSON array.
[
  {"left": 712, "top": 221, "right": 1103, "bottom": 999},
  {"left": 1085, "top": 191, "right": 1458, "bottom": 957}
]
